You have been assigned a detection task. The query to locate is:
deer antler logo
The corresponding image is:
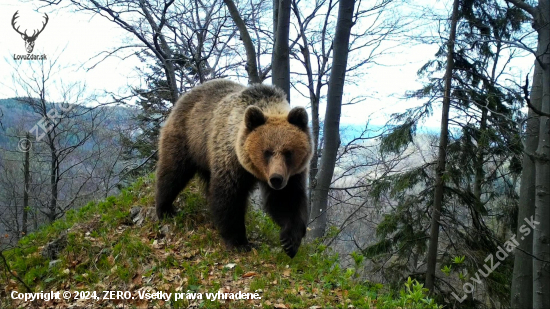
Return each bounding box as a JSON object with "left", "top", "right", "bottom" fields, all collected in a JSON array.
[{"left": 11, "top": 11, "right": 49, "bottom": 54}]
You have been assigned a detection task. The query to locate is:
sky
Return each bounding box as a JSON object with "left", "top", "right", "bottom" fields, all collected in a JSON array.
[
  {"left": 0, "top": 0, "right": 142, "bottom": 101},
  {"left": 0, "top": 0, "right": 536, "bottom": 129}
]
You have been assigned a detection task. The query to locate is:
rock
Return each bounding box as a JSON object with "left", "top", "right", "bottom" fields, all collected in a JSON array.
[
  {"left": 129, "top": 206, "right": 157, "bottom": 226},
  {"left": 130, "top": 206, "right": 143, "bottom": 225},
  {"left": 48, "top": 260, "right": 61, "bottom": 268},
  {"left": 41, "top": 231, "right": 68, "bottom": 260},
  {"left": 224, "top": 263, "right": 236, "bottom": 269},
  {"left": 130, "top": 206, "right": 141, "bottom": 219},
  {"left": 159, "top": 224, "right": 171, "bottom": 237}
]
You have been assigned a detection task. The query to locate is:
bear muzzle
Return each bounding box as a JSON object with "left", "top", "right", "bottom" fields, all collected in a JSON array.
[{"left": 269, "top": 173, "right": 287, "bottom": 190}]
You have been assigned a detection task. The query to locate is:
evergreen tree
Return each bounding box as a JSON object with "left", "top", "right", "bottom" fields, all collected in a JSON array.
[{"left": 364, "top": 0, "right": 527, "bottom": 305}]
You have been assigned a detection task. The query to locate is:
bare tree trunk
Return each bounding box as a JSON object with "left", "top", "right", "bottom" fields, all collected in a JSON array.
[
  {"left": 139, "top": 0, "right": 179, "bottom": 103},
  {"left": 309, "top": 99, "right": 320, "bottom": 205},
  {"left": 471, "top": 108, "right": 487, "bottom": 231},
  {"left": 425, "top": 0, "right": 460, "bottom": 292},
  {"left": 272, "top": 0, "right": 291, "bottom": 100},
  {"left": 273, "top": 0, "right": 279, "bottom": 54},
  {"left": 308, "top": 0, "right": 355, "bottom": 240},
  {"left": 33, "top": 207, "right": 38, "bottom": 230},
  {"left": 505, "top": 0, "right": 549, "bottom": 306},
  {"left": 511, "top": 60, "right": 541, "bottom": 309},
  {"left": 22, "top": 132, "right": 30, "bottom": 235},
  {"left": 533, "top": 1, "right": 550, "bottom": 305},
  {"left": 223, "top": 0, "right": 261, "bottom": 84},
  {"left": 291, "top": 0, "right": 320, "bottom": 208},
  {"left": 473, "top": 108, "right": 486, "bottom": 205},
  {"left": 49, "top": 143, "right": 58, "bottom": 223}
]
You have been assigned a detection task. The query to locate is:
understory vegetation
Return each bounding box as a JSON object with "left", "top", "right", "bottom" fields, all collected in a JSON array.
[{"left": 1, "top": 175, "right": 441, "bottom": 308}]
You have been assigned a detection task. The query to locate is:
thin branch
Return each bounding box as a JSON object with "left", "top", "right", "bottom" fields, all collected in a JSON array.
[{"left": 0, "top": 250, "right": 32, "bottom": 293}]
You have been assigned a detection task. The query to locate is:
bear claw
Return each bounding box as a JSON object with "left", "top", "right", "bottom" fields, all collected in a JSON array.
[{"left": 280, "top": 236, "right": 301, "bottom": 258}]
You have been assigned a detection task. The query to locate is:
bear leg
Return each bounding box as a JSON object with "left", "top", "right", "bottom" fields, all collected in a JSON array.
[
  {"left": 156, "top": 159, "right": 197, "bottom": 219},
  {"left": 262, "top": 172, "right": 308, "bottom": 258},
  {"left": 209, "top": 170, "right": 255, "bottom": 251}
]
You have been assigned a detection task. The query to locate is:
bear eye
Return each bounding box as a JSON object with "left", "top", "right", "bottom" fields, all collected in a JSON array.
[
  {"left": 283, "top": 150, "right": 292, "bottom": 162},
  {"left": 264, "top": 150, "right": 273, "bottom": 161}
]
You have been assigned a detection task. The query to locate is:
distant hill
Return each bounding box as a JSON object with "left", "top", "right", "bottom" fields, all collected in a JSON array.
[
  {"left": 0, "top": 97, "right": 137, "bottom": 130},
  {"left": 0, "top": 98, "right": 139, "bottom": 150}
]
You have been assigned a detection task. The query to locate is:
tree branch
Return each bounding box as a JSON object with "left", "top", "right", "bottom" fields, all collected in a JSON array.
[
  {"left": 504, "top": 0, "right": 537, "bottom": 17},
  {"left": 523, "top": 75, "right": 550, "bottom": 117},
  {"left": 223, "top": 0, "right": 261, "bottom": 84}
]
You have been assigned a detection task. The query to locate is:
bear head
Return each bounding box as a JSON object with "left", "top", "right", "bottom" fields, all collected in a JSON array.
[{"left": 237, "top": 105, "right": 312, "bottom": 190}]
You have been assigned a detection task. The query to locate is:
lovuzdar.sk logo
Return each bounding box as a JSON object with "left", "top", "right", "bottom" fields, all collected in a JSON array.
[{"left": 11, "top": 11, "right": 48, "bottom": 60}]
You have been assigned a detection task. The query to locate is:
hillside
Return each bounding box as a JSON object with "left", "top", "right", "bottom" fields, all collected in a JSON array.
[{"left": 1, "top": 175, "right": 440, "bottom": 309}]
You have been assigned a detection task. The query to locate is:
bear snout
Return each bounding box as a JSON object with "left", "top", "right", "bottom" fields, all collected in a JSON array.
[{"left": 269, "top": 174, "right": 286, "bottom": 190}]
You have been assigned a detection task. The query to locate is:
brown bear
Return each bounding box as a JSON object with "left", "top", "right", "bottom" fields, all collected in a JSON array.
[{"left": 155, "top": 79, "right": 312, "bottom": 258}]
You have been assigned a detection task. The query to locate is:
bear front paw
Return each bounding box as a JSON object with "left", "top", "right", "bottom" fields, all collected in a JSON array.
[
  {"left": 280, "top": 228, "right": 304, "bottom": 258},
  {"left": 224, "top": 240, "right": 252, "bottom": 253},
  {"left": 156, "top": 204, "right": 177, "bottom": 219}
]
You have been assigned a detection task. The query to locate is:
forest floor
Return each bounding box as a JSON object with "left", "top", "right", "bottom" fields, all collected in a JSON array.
[{"left": 1, "top": 175, "right": 440, "bottom": 309}]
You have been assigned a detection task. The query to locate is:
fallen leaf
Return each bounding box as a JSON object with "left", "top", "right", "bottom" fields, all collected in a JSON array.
[
  {"left": 136, "top": 299, "right": 148, "bottom": 309},
  {"left": 224, "top": 263, "right": 236, "bottom": 269},
  {"left": 132, "top": 273, "right": 142, "bottom": 286},
  {"left": 283, "top": 269, "right": 291, "bottom": 277},
  {"left": 242, "top": 271, "right": 257, "bottom": 278},
  {"left": 182, "top": 249, "right": 199, "bottom": 259},
  {"left": 274, "top": 304, "right": 287, "bottom": 309}
]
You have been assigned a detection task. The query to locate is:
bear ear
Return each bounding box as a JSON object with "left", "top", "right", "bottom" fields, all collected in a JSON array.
[
  {"left": 288, "top": 107, "right": 308, "bottom": 130},
  {"left": 245, "top": 106, "right": 266, "bottom": 131}
]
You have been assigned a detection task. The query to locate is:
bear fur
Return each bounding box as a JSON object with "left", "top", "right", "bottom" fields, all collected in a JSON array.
[{"left": 155, "top": 79, "right": 312, "bottom": 258}]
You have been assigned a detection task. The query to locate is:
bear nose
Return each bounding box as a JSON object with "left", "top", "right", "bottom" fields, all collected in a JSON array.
[{"left": 269, "top": 174, "right": 284, "bottom": 190}]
